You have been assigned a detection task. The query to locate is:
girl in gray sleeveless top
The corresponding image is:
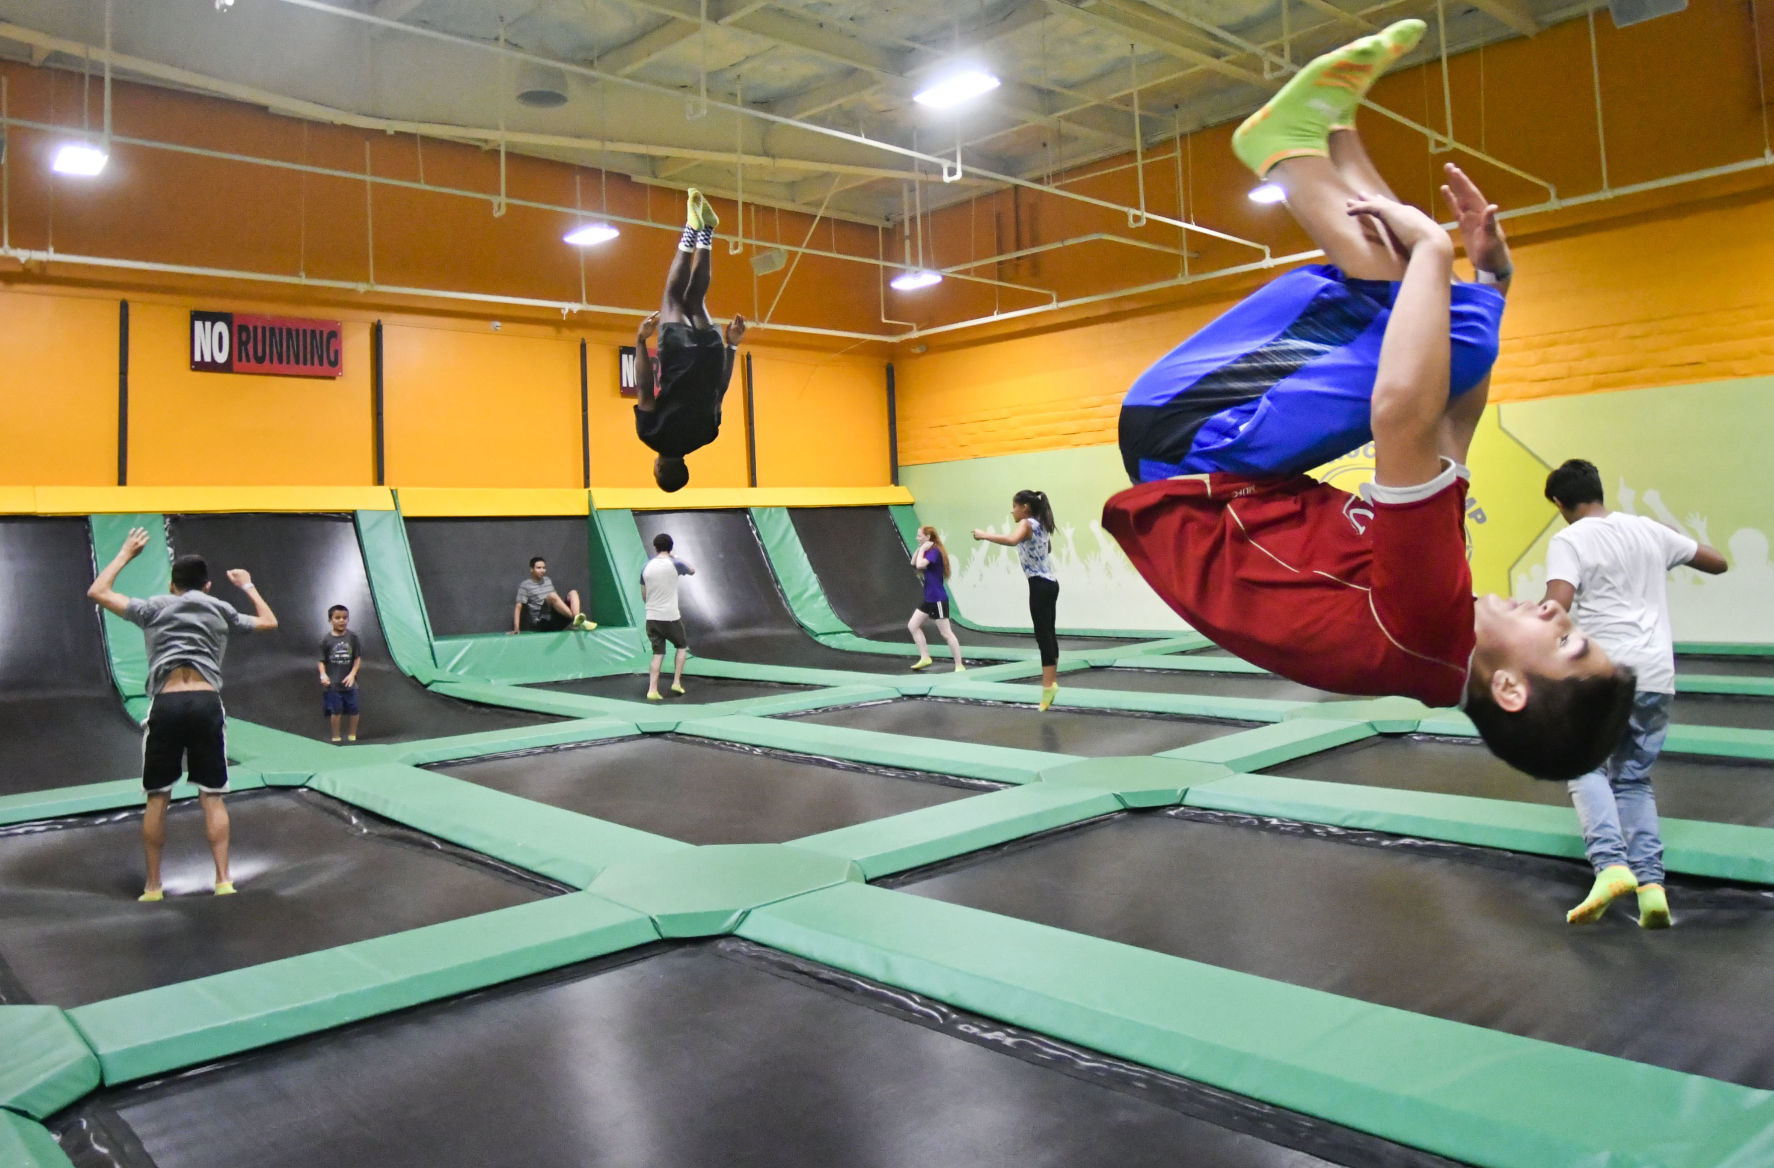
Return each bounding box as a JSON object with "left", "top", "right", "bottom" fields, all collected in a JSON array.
[{"left": 973, "top": 489, "right": 1062, "bottom": 709}]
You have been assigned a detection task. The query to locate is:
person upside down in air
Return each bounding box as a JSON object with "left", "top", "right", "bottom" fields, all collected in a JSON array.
[{"left": 1104, "top": 22, "right": 1636, "bottom": 781}]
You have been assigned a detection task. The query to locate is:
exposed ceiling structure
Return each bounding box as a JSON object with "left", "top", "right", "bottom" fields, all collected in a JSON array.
[{"left": 0, "top": 0, "right": 1587, "bottom": 230}]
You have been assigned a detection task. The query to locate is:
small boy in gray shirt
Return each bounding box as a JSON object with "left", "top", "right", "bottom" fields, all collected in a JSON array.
[{"left": 88, "top": 528, "right": 278, "bottom": 901}]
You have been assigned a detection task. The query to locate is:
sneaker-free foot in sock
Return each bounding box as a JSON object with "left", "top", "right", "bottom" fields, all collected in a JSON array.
[
  {"left": 347, "top": 734, "right": 356, "bottom": 742},
  {"left": 1231, "top": 19, "right": 1425, "bottom": 176},
  {"left": 571, "top": 613, "right": 597, "bottom": 631},
  {"left": 671, "top": 682, "right": 686, "bottom": 695},
  {"left": 331, "top": 736, "right": 343, "bottom": 743},
  {"left": 1038, "top": 683, "right": 1059, "bottom": 712},
  {"left": 953, "top": 663, "right": 966, "bottom": 673},
  {"left": 138, "top": 888, "right": 164, "bottom": 903},
  {"left": 1566, "top": 864, "right": 1637, "bottom": 924},
  {"left": 214, "top": 881, "right": 236, "bottom": 896},
  {"left": 1637, "top": 884, "right": 1672, "bottom": 929},
  {"left": 685, "top": 189, "right": 703, "bottom": 228},
  {"left": 647, "top": 690, "right": 663, "bottom": 701},
  {"left": 693, "top": 189, "right": 720, "bottom": 230},
  {"left": 910, "top": 656, "right": 933, "bottom": 671}
]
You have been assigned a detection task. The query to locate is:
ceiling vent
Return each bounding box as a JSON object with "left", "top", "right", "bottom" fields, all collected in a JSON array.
[{"left": 516, "top": 62, "right": 569, "bottom": 108}]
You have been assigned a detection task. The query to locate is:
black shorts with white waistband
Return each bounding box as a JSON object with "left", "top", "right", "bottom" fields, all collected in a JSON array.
[
  {"left": 141, "top": 690, "right": 229, "bottom": 794},
  {"left": 917, "top": 600, "right": 950, "bottom": 621}
]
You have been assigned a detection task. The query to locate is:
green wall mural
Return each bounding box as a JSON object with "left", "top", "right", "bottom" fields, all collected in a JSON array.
[{"left": 903, "top": 376, "right": 1772, "bottom": 643}]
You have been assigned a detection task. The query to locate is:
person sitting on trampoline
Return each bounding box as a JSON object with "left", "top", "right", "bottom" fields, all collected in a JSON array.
[
  {"left": 633, "top": 189, "right": 748, "bottom": 493},
  {"left": 512, "top": 556, "right": 595, "bottom": 634},
  {"left": 1542, "top": 459, "right": 1728, "bottom": 927},
  {"left": 909, "top": 525, "right": 965, "bottom": 673},
  {"left": 641, "top": 532, "right": 695, "bottom": 700},
  {"left": 1104, "top": 26, "right": 1635, "bottom": 780},
  {"left": 87, "top": 529, "right": 279, "bottom": 900},
  {"left": 317, "top": 604, "right": 361, "bottom": 744}
]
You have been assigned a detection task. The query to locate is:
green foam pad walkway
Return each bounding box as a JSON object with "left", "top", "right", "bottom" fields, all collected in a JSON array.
[
  {"left": 586, "top": 844, "right": 860, "bottom": 937},
  {"left": 0, "top": 1007, "right": 101, "bottom": 1118},
  {"left": 1100, "top": 653, "right": 1270, "bottom": 675},
  {"left": 1036, "top": 755, "right": 1230, "bottom": 807},
  {"left": 69, "top": 893, "right": 657, "bottom": 1085},
  {"left": 0, "top": 1113, "right": 75, "bottom": 1168},
  {"left": 1677, "top": 674, "right": 1774, "bottom": 696},
  {"left": 741, "top": 883, "right": 1774, "bottom": 1168},
  {"left": 386, "top": 716, "right": 639, "bottom": 766},
  {"left": 674, "top": 714, "right": 1072, "bottom": 783},
  {"left": 931, "top": 678, "right": 1294, "bottom": 723},
  {"left": 794, "top": 785, "right": 1121, "bottom": 879},
  {"left": 1162, "top": 719, "right": 1376, "bottom": 771},
  {"left": 0, "top": 771, "right": 270, "bottom": 828},
  {"left": 308, "top": 765, "right": 686, "bottom": 888}
]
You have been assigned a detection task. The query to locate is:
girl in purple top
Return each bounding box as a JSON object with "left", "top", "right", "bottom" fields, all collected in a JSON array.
[{"left": 908, "top": 526, "right": 965, "bottom": 672}]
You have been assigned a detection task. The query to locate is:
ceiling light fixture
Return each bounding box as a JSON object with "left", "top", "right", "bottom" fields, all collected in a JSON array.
[
  {"left": 563, "top": 222, "right": 620, "bottom": 247},
  {"left": 1247, "top": 183, "right": 1286, "bottom": 204},
  {"left": 52, "top": 142, "right": 108, "bottom": 177},
  {"left": 912, "top": 70, "right": 1001, "bottom": 110},
  {"left": 890, "top": 269, "right": 943, "bottom": 292}
]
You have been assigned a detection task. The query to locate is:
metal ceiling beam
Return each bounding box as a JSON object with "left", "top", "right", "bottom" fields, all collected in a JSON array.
[
  {"left": 1046, "top": 0, "right": 1263, "bottom": 84},
  {"left": 1465, "top": 0, "right": 1540, "bottom": 37},
  {"left": 597, "top": 19, "right": 702, "bottom": 75},
  {"left": 766, "top": 69, "right": 879, "bottom": 120}
]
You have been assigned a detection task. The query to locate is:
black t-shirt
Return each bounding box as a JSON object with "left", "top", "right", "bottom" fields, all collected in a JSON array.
[
  {"left": 319, "top": 632, "right": 362, "bottom": 686},
  {"left": 636, "top": 326, "right": 734, "bottom": 457}
]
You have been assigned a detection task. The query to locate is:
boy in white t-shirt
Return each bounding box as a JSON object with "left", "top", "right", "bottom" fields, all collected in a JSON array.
[
  {"left": 641, "top": 532, "right": 696, "bottom": 700},
  {"left": 1541, "top": 459, "right": 1729, "bottom": 928}
]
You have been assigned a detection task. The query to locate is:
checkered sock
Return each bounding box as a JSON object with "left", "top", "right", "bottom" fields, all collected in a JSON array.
[
  {"left": 678, "top": 225, "right": 697, "bottom": 252},
  {"left": 694, "top": 225, "right": 714, "bottom": 250}
]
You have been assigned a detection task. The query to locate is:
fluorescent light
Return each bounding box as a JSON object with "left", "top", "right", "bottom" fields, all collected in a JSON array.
[
  {"left": 890, "top": 269, "right": 943, "bottom": 291},
  {"left": 1247, "top": 182, "right": 1286, "bottom": 204},
  {"left": 563, "top": 222, "right": 620, "bottom": 247},
  {"left": 912, "top": 70, "right": 1001, "bottom": 110},
  {"left": 52, "top": 142, "right": 108, "bottom": 177}
]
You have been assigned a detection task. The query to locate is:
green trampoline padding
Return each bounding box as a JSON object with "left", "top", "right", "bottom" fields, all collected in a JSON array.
[
  {"left": 1677, "top": 674, "right": 1774, "bottom": 696},
  {"left": 0, "top": 772, "right": 270, "bottom": 828},
  {"left": 1098, "top": 653, "right": 1269, "bottom": 675},
  {"left": 356, "top": 509, "right": 443, "bottom": 684},
  {"left": 89, "top": 514, "right": 171, "bottom": 702},
  {"left": 1664, "top": 724, "right": 1774, "bottom": 761},
  {"left": 750, "top": 508, "right": 847, "bottom": 637},
  {"left": 68, "top": 893, "right": 658, "bottom": 1085},
  {"left": 793, "top": 784, "right": 1121, "bottom": 879},
  {"left": 932, "top": 678, "right": 1294, "bottom": 723},
  {"left": 307, "top": 764, "right": 687, "bottom": 888},
  {"left": 0, "top": 1006, "right": 102, "bottom": 1118},
  {"left": 585, "top": 843, "right": 860, "bottom": 937},
  {"left": 741, "top": 882, "right": 1774, "bottom": 1168},
  {"left": 1162, "top": 719, "right": 1376, "bottom": 771},
  {"left": 386, "top": 717, "right": 641, "bottom": 766},
  {"left": 0, "top": 1112, "right": 75, "bottom": 1168},
  {"left": 1035, "top": 755, "right": 1230, "bottom": 807},
  {"left": 673, "top": 714, "right": 1072, "bottom": 783},
  {"left": 428, "top": 631, "right": 650, "bottom": 684}
]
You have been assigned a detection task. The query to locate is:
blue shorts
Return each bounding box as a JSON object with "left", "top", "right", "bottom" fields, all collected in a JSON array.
[
  {"left": 323, "top": 685, "right": 359, "bottom": 716},
  {"left": 1118, "top": 264, "right": 1504, "bottom": 483}
]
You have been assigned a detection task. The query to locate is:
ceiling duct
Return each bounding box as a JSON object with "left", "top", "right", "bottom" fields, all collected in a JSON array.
[{"left": 515, "top": 61, "right": 569, "bottom": 108}]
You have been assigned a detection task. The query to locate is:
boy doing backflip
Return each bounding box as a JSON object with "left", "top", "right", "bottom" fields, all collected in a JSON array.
[
  {"left": 634, "top": 190, "right": 747, "bottom": 493},
  {"left": 1105, "top": 23, "right": 1636, "bottom": 781},
  {"left": 88, "top": 530, "right": 278, "bottom": 900}
]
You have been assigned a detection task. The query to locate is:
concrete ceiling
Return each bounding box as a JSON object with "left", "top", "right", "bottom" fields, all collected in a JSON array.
[{"left": 0, "top": 0, "right": 1584, "bottom": 228}]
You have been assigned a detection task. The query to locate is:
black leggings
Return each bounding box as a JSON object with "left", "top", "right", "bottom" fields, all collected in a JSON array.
[{"left": 1027, "top": 576, "right": 1060, "bottom": 667}]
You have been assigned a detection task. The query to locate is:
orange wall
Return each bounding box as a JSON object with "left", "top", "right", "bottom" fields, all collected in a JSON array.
[{"left": 0, "top": 288, "right": 118, "bottom": 485}]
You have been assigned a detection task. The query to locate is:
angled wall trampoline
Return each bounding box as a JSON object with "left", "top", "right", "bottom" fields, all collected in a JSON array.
[{"left": 4, "top": 486, "right": 1774, "bottom": 1168}]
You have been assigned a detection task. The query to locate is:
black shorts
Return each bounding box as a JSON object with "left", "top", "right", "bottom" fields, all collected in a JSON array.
[
  {"left": 647, "top": 619, "right": 690, "bottom": 654},
  {"left": 917, "top": 601, "right": 951, "bottom": 620},
  {"left": 658, "top": 322, "right": 726, "bottom": 392},
  {"left": 528, "top": 607, "right": 571, "bottom": 632},
  {"left": 142, "top": 690, "right": 229, "bottom": 794}
]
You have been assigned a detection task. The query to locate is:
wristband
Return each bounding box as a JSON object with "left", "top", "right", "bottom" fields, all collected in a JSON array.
[{"left": 1476, "top": 266, "right": 1512, "bottom": 286}]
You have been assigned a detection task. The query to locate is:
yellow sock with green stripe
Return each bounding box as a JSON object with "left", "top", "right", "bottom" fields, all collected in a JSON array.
[{"left": 1566, "top": 865, "right": 1637, "bottom": 925}]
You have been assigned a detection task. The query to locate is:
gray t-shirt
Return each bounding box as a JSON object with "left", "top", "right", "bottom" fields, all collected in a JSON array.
[
  {"left": 122, "top": 591, "right": 258, "bottom": 694},
  {"left": 516, "top": 576, "right": 558, "bottom": 621}
]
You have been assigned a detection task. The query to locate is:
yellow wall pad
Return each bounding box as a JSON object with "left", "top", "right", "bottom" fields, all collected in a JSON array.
[
  {"left": 396, "top": 487, "right": 591, "bottom": 517},
  {"left": 591, "top": 486, "right": 913, "bottom": 511},
  {"left": 32, "top": 487, "right": 395, "bottom": 515},
  {"left": 0, "top": 487, "right": 38, "bottom": 514}
]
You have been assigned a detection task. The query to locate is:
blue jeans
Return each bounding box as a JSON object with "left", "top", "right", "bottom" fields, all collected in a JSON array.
[{"left": 1566, "top": 692, "right": 1671, "bottom": 886}]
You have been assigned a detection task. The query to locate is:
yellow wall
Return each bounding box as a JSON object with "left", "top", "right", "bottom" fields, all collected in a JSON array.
[
  {"left": 127, "top": 300, "right": 374, "bottom": 485},
  {"left": 751, "top": 351, "right": 891, "bottom": 487},
  {"left": 0, "top": 288, "right": 119, "bottom": 485}
]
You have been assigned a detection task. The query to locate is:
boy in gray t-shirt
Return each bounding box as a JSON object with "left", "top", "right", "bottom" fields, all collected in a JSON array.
[
  {"left": 88, "top": 528, "right": 278, "bottom": 902},
  {"left": 511, "top": 556, "right": 595, "bottom": 633}
]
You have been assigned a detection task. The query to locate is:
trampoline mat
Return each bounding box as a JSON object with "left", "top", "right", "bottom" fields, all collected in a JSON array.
[
  {"left": 787, "top": 506, "right": 1143, "bottom": 651},
  {"left": 632, "top": 510, "right": 967, "bottom": 674},
  {"left": 0, "top": 789, "right": 554, "bottom": 1007},
  {"left": 53, "top": 939, "right": 1456, "bottom": 1168},
  {"left": 1670, "top": 692, "right": 1774, "bottom": 729},
  {"left": 1677, "top": 655, "right": 1774, "bottom": 678},
  {"left": 1265, "top": 734, "right": 1774, "bottom": 827},
  {"left": 900, "top": 809, "right": 1774, "bottom": 1090},
  {"left": 783, "top": 698, "right": 1255, "bottom": 757},
  {"left": 1064, "top": 667, "right": 1350, "bottom": 704},
  {"left": 0, "top": 518, "right": 153, "bottom": 796},
  {"left": 432, "top": 736, "right": 984, "bottom": 845},
  {"left": 168, "top": 515, "right": 562, "bottom": 743},
  {"left": 404, "top": 516, "right": 609, "bottom": 636},
  {"left": 528, "top": 673, "right": 816, "bottom": 705}
]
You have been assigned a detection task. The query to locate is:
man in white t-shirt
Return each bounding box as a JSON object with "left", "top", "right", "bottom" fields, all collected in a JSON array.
[
  {"left": 641, "top": 532, "right": 696, "bottom": 700},
  {"left": 1541, "top": 459, "right": 1728, "bottom": 928}
]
